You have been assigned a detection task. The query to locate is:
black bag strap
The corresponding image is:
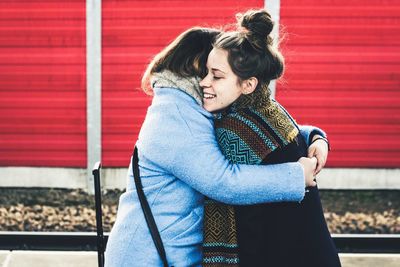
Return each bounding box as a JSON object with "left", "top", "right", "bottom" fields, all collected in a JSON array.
[{"left": 132, "top": 146, "right": 169, "bottom": 267}]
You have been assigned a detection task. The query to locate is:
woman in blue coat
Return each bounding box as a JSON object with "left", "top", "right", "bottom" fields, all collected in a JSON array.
[{"left": 105, "top": 27, "right": 327, "bottom": 267}]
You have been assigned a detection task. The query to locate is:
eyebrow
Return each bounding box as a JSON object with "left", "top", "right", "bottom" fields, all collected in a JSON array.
[{"left": 211, "top": 68, "right": 226, "bottom": 74}]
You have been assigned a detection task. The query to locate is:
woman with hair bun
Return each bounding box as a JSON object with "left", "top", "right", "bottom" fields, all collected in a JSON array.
[{"left": 201, "top": 9, "right": 341, "bottom": 267}]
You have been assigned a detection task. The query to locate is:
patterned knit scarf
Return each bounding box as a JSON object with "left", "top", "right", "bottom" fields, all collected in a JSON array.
[{"left": 202, "top": 93, "right": 299, "bottom": 266}]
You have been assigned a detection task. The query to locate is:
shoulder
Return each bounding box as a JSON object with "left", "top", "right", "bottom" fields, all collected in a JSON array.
[
  {"left": 153, "top": 88, "right": 216, "bottom": 137},
  {"left": 138, "top": 88, "right": 215, "bottom": 150},
  {"left": 151, "top": 88, "right": 210, "bottom": 117}
]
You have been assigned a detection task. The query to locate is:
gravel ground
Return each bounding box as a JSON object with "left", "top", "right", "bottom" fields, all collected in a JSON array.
[{"left": 0, "top": 188, "right": 399, "bottom": 234}]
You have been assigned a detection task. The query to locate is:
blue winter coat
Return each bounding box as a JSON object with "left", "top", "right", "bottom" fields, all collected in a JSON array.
[{"left": 105, "top": 88, "right": 323, "bottom": 267}]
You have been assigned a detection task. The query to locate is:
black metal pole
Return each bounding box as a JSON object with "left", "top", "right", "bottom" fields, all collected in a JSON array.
[{"left": 93, "top": 161, "right": 104, "bottom": 267}]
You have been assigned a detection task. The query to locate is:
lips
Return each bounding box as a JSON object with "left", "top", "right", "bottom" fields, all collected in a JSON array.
[{"left": 203, "top": 92, "right": 216, "bottom": 99}]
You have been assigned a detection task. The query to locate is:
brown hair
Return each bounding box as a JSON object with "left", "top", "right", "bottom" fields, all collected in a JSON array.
[
  {"left": 214, "top": 9, "right": 284, "bottom": 106},
  {"left": 141, "top": 27, "right": 221, "bottom": 94}
]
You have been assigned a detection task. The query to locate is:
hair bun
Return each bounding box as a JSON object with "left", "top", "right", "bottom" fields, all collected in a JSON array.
[{"left": 237, "top": 9, "right": 274, "bottom": 39}]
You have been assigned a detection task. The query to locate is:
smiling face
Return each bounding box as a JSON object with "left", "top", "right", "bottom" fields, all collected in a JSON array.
[{"left": 200, "top": 48, "right": 247, "bottom": 113}]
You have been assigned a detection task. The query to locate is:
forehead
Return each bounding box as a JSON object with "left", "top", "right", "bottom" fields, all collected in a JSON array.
[{"left": 208, "top": 48, "right": 230, "bottom": 71}]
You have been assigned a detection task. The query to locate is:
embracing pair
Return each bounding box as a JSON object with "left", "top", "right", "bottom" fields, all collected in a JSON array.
[{"left": 105, "top": 9, "right": 341, "bottom": 267}]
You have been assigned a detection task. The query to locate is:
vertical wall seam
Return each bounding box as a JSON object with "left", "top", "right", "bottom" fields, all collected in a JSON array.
[
  {"left": 265, "top": 0, "right": 281, "bottom": 98},
  {"left": 86, "top": 0, "right": 102, "bottom": 193}
]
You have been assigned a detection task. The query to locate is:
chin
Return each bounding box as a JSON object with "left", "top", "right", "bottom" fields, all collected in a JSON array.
[{"left": 203, "top": 105, "right": 214, "bottom": 112}]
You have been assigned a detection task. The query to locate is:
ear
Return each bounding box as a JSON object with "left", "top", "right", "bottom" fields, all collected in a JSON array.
[{"left": 241, "top": 77, "right": 258, "bottom": 95}]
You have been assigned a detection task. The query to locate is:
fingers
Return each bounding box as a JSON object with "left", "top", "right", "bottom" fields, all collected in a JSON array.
[
  {"left": 311, "top": 156, "right": 318, "bottom": 169},
  {"left": 315, "top": 153, "right": 327, "bottom": 175},
  {"left": 299, "top": 156, "right": 318, "bottom": 188},
  {"left": 309, "top": 156, "right": 318, "bottom": 176},
  {"left": 309, "top": 146, "right": 327, "bottom": 174},
  {"left": 315, "top": 155, "right": 323, "bottom": 174},
  {"left": 305, "top": 175, "right": 317, "bottom": 187},
  {"left": 308, "top": 148, "right": 322, "bottom": 173},
  {"left": 308, "top": 138, "right": 329, "bottom": 174},
  {"left": 308, "top": 146, "right": 316, "bottom": 158},
  {"left": 315, "top": 167, "right": 321, "bottom": 175}
]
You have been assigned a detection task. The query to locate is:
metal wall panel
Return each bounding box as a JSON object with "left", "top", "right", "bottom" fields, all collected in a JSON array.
[
  {"left": 277, "top": 0, "right": 400, "bottom": 167},
  {"left": 0, "top": 1, "right": 86, "bottom": 167},
  {"left": 6, "top": 1, "right": 393, "bottom": 169},
  {"left": 102, "top": 0, "right": 263, "bottom": 166}
]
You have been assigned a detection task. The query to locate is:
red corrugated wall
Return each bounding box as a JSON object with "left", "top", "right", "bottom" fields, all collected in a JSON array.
[
  {"left": 277, "top": 0, "right": 400, "bottom": 167},
  {"left": 0, "top": 0, "right": 86, "bottom": 167},
  {"left": 102, "top": 0, "right": 263, "bottom": 166},
  {"left": 2, "top": 1, "right": 397, "bottom": 169}
]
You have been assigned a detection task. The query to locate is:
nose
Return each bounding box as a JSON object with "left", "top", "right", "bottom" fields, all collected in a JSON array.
[{"left": 200, "top": 74, "right": 210, "bottom": 88}]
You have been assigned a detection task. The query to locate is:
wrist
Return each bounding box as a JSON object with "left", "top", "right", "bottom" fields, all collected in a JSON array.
[
  {"left": 308, "top": 128, "right": 326, "bottom": 145},
  {"left": 310, "top": 136, "right": 331, "bottom": 151},
  {"left": 312, "top": 134, "right": 323, "bottom": 142}
]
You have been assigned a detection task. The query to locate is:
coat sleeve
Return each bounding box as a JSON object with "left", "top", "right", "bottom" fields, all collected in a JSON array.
[
  {"left": 298, "top": 125, "right": 327, "bottom": 146},
  {"left": 138, "top": 102, "right": 305, "bottom": 205}
]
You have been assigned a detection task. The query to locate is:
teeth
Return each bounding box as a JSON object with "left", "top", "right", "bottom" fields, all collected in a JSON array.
[{"left": 203, "top": 92, "right": 216, "bottom": 99}]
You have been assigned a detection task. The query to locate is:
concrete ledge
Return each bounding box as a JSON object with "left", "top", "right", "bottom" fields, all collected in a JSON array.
[
  {"left": 0, "top": 167, "right": 88, "bottom": 189},
  {"left": 1, "top": 251, "right": 97, "bottom": 267},
  {"left": 0, "top": 251, "right": 10, "bottom": 267},
  {"left": 317, "top": 168, "right": 400, "bottom": 189},
  {"left": 340, "top": 253, "right": 400, "bottom": 267},
  {"left": 0, "top": 167, "right": 127, "bottom": 190},
  {"left": 0, "top": 167, "right": 399, "bottom": 190}
]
